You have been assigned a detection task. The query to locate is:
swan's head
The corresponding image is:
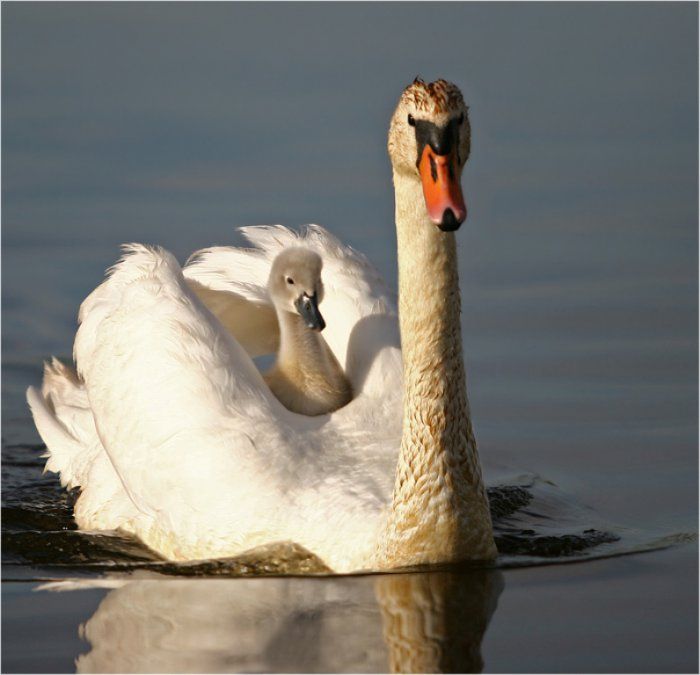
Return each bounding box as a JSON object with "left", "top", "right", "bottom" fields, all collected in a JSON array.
[
  {"left": 388, "top": 78, "right": 470, "bottom": 231},
  {"left": 268, "top": 248, "right": 326, "bottom": 331}
]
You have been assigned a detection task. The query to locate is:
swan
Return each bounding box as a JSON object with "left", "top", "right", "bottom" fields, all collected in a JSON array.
[
  {"left": 189, "top": 245, "right": 352, "bottom": 416},
  {"left": 26, "top": 78, "right": 497, "bottom": 572},
  {"left": 260, "top": 247, "right": 353, "bottom": 415}
]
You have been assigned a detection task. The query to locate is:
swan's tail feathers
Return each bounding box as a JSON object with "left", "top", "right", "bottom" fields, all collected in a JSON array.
[
  {"left": 28, "top": 357, "right": 103, "bottom": 490},
  {"left": 41, "top": 356, "right": 85, "bottom": 408},
  {"left": 27, "top": 383, "right": 84, "bottom": 490}
]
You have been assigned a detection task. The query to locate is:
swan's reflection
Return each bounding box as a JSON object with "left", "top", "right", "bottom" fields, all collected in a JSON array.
[
  {"left": 377, "top": 570, "right": 503, "bottom": 673},
  {"left": 58, "top": 568, "right": 502, "bottom": 673}
]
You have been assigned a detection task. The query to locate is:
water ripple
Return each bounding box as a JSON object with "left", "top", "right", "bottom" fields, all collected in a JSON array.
[{"left": 1, "top": 443, "right": 693, "bottom": 580}]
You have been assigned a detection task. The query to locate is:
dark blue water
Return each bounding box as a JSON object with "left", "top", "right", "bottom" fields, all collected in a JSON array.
[{"left": 2, "top": 3, "right": 697, "bottom": 672}]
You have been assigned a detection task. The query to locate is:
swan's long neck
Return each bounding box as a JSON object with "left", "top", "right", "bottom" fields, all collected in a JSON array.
[{"left": 379, "top": 171, "right": 496, "bottom": 567}]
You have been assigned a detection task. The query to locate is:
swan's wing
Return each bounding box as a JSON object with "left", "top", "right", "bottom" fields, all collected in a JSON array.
[
  {"left": 74, "top": 243, "right": 278, "bottom": 448},
  {"left": 73, "top": 244, "right": 296, "bottom": 555},
  {"left": 183, "top": 233, "right": 280, "bottom": 358},
  {"left": 184, "top": 279, "right": 279, "bottom": 358},
  {"left": 184, "top": 225, "right": 401, "bottom": 395},
  {"left": 50, "top": 242, "right": 405, "bottom": 568}
]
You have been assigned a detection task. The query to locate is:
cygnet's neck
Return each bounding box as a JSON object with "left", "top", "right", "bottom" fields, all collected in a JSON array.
[
  {"left": 276, "top": 310, "right": 329, "bottom": 377},
  {"left": 379, "top": 170, "right": 496, "bottom": 567},
  {"left": 265, "top": 308, "right": 352, "bottom": 416}
]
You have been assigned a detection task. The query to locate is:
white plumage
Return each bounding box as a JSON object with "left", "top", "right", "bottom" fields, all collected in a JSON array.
[
  {"left": 28, "top": 225, "right": 403, "bottom": 572},
  {"left": 27, "top": 78, "right": 498, "bottom": 572}
]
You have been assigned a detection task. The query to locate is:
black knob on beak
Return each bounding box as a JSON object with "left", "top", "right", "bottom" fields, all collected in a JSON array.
[{"left": 295, "top": 293, "right": 325, "bottom": 331}]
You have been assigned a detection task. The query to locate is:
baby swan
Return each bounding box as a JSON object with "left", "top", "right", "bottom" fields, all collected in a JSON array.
[{"left": 264, "top": 248, "right": 353, "bottom": 416}]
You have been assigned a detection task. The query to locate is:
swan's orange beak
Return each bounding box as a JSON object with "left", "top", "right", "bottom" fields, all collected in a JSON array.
[{"left": 418, "top": 145, "right": 467, "bottom": 231}]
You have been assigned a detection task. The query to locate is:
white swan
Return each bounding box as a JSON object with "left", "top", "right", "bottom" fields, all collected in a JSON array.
[{"left": 27, "top": 78, "right": 497, "bottom": 572}]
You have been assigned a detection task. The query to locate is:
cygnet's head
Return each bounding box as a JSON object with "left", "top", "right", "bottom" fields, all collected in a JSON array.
[
  {"left": 387, "top": 78, "right": 470, "bottom": 231},
  {"left": 268, "top": 248, "right": 326, "bottom": 332}
]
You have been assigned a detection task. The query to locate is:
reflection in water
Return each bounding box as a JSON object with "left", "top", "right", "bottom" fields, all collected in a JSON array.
[
  {"left": 377, "top": 571, "right": 503, "bottom": 673},
  {"left": 62, "top": 569, "right": 502, "bottom": 673}
]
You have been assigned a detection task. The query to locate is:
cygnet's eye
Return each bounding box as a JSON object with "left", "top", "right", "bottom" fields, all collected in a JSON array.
[
  {"left": 286, "top": 276, "right": 294, "bottom": 285},
  {"left": 407, "top": 114, "right": 416, "bottom": 127}
]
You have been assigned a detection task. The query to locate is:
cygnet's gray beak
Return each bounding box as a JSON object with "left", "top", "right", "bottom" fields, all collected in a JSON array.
[{"left": 295, "top": 292, "right": 325, "bottom": 332}]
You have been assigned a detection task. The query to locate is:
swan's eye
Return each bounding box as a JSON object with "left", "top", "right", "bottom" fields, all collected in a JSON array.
[
  {"left": 286, "top": 277, "right": 294, "bottom": 285},
  {"left": 407, "top": 114, "right": 416, "bottom": 127}
]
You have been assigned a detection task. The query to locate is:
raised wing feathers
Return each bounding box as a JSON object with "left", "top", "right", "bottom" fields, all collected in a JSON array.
[{"left": 184, "top": 225, "right": 399, "bottom": 392}]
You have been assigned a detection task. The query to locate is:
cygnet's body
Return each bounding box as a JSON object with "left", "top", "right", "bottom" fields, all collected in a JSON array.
[{"left": 264, "top": 248, "right": 353, "bottom": 416}]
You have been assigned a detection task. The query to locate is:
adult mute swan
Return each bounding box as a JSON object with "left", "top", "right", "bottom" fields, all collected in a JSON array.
[{"left": 27, "top": 78, "right": 497, "bottom": 572}]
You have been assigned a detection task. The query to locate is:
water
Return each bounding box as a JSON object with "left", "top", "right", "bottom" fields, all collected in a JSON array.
[
  {"left": 2, "top": 3, "right": 698, "bottom": 672},
  {"left": 2, "top": 548, "right": 696, "bottom": 673}
]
